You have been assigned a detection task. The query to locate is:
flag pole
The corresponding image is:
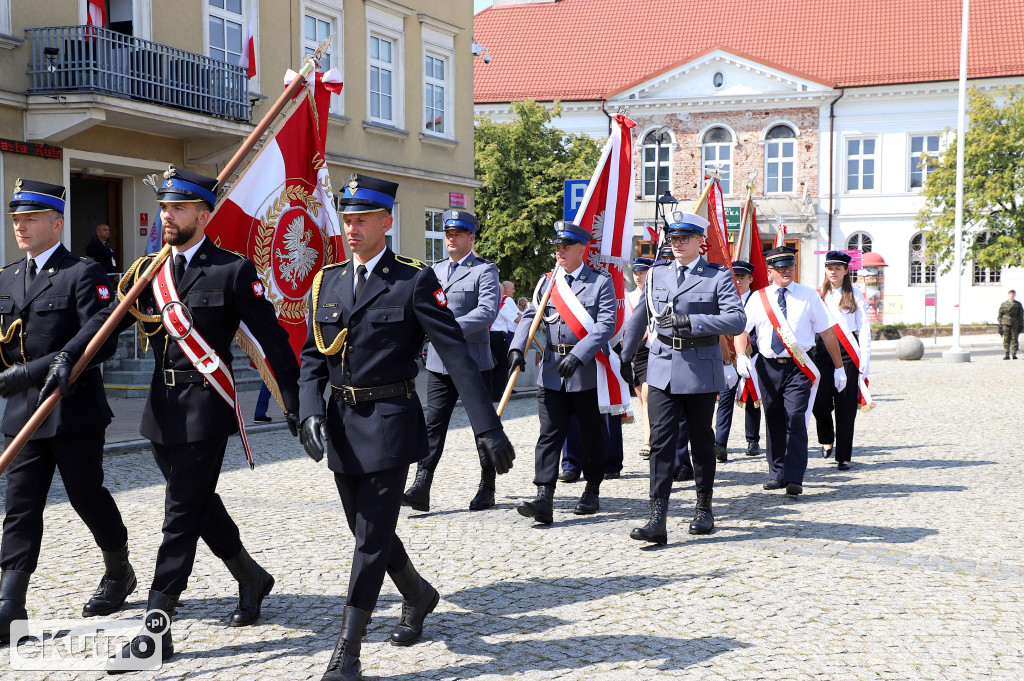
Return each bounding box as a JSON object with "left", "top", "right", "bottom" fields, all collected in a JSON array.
[{"left": 0, "top": 44, "right": 331, "bottom": 475}]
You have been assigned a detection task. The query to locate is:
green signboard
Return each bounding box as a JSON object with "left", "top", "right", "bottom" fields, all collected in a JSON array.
[{"left": 724, "top": 205, "right": 742, "bottom": 231}]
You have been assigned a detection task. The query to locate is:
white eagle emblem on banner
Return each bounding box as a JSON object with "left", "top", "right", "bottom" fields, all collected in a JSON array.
[{"left": 275, "top": 215, "right": 319, "bottom": 290}]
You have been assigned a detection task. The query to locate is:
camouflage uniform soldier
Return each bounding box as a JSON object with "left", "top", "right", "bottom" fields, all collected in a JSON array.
[{"left": 998, "top": 289, "right": 1023, "bottom": 360}]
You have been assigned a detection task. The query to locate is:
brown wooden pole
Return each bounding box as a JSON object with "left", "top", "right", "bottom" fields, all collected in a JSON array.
[{"left": 0, "top": 58, "right": 322, "bottom": 475}]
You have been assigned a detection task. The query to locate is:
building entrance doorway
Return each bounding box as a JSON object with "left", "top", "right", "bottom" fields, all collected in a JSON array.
[{"left": 70, "top": 174, "right": 123, "bottom": 274}]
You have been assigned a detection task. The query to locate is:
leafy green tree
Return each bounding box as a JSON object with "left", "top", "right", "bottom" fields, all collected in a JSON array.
[
  {"left": 917, "top": 86, "right": 1024, "bottom": 272},
  {"left": 474, "top": 99, "right": 602, "bottom": 293}
]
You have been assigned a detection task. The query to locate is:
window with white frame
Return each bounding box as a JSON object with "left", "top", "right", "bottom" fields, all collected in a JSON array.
[
  {"left": 701, "top": 126, "right": 733, "bottom": 195},
  {"left": 1, "top": 0, "right": 14, "bottom": 36},
  {"left": 424, "top": 54, "right": 447, "bottom": 134},
  {"left": 641, "top": 129, "right": 671, "bottom": 199},
  {"left": 369, "top": 35, "right": 395, "bottom": 123},
  {"left": 908, "top": 232, "right": 936, "bottom": 285},
  {"left": 425, "top": 209, "right": 445, "bottom": 262},
  {"left": 847, "top": 232, "right": 872, "bottom": 282},
  {"left": 973, "top": 231, "right": 1001, "bottom": 285},
  {"left": 764, "top": 125, "right": 796, "bottom": 194},
  {"left": 845, "top": 137, "right": 877, "bottom": 192},
  {"left": 208, "top": 0, "right": 244, "bottom": 65},
  {"left": 909, "top": 134, "right": 941, "bottom": 190},
  {"left": 385, "top": 202, "right": 401, "bottom": 251},
  {"left": 303, "top": 5, "right": 343, "bottom": 114}
]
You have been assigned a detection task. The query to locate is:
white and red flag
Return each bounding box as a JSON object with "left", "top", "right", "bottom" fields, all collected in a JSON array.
[
  {"left": 86, "top": 0, "right": 105, "bottom": 28},
  {"left": 773, "top": 219, "right": 788, "bottom": 248},
  {"left": 734, "top": 195, "right": 770, "bottom": 291},
  {"left": 239, "top": 16, "right": 257, "bottom": 80},
  {"left": 643, "top": 221, "right": 658, "bottom": 243},
  {"left": 206, "top": 68, "right": 344, "bottom": 400},
  {"left": 696, "top": 176, "right": 734, "bottom": 270}
]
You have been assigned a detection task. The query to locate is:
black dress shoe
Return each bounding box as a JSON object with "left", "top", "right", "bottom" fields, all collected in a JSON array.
[
  {"left": 517, "top": 485, "right": 554, "bottom": 524},
  {"left": 673, "top": 469, "right": 694, "bottom": 482},
  {"left": 603, "top": 470, "right": 620, "bottom": 480},
  {"left": 762, "top": 480, "right": 785, "bottom": 490},
  {"left": 573, "top": 483, "right": 600, "bottom": 515},
  {"left": 837, "top": 461, "right": 851, "bottom": 471},
  {"left": 253, "top": 415, "right": 272, "bottom": 423},
  {"left": 785, "top": 482, "right": 803, "bottom": 495},
  {"left": 714, "top": 444, "right": 728, "bottom": 463},
  {"left": 745, "top": 442, "right": 761, "bottom": 456},
  {"left": 557, "top": 469, "right": 581, "bottom": 483},
  {"left": 821, "top": 445, "right": 833, "bottom": 459}
]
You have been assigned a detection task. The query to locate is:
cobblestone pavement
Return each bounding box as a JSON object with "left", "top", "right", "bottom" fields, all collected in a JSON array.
[{"left": 2, "top": 354, "right": 1022, "bottom": 680}]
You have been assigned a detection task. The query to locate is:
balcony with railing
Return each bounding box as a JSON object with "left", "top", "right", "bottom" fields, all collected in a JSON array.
[{"left": 25, "top": 26, "right": 251, "bottom": 124}]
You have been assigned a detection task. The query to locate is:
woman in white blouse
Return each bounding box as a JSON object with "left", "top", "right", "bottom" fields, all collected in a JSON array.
[{"left": 812, "top": 251, "right": 871, "bottom": 470}]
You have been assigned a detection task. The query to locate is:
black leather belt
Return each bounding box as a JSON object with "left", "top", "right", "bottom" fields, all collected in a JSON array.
[
  {"left": 331, "top": 379, "right": 414, "bottom": 406},
  {"left": 551, "top": 343, "right": 576, "bottom": 355},
  {"left": 163, "top": 369, "right": 208, "bottom": 387},
  {"left": 655, "top": 334, "right": 719, "bottom": 350},
  {"left": 764, "top": 356, "right": 795, "bottom": 364}
]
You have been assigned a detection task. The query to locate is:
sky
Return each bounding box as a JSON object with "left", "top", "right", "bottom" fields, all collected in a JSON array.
[{"left": 474, "top": 0, "right": 493, "bottom": 13}]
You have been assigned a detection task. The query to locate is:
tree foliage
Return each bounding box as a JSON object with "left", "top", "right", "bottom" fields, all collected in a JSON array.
[
  {"left": 917, "top": 86, "right": 1024, "bottom": 273},
  {"left": 473, "top": 100, "right": 602, "bottom": 293}
]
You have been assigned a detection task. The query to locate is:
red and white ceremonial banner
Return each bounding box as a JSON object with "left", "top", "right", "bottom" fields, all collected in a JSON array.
[
  {"left": 696, "top": 176, "right": 734, "bottom": 270},
  {"left": 239, "top": 16, "right": 257, "bottom": 80},
  {"left": 207, "top": 68, "right": 344, "bottom": 386},
  {"left": 86, "top": 0, "right": 105, "bottom": 27},
  {"left": 735, "top": 196, "right": 770, "bottom": 292},
  {"left": 829, "top": 315, "right": 874, "bottom": 412},
  {"left": 548, "top": 272, "right": 631, "bottom": 414},
  {"left": 758, "top": 288, "right": 821, "bottom": 427}
]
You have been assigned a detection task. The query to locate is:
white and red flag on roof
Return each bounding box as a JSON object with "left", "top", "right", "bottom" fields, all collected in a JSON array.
[{"left": 206, "top": 68, "right": 344, "bottom": 395}]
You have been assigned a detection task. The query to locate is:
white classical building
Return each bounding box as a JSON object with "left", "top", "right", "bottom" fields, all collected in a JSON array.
[{"left": 474, "top": 0, "right": 1024, "bottom": 324}]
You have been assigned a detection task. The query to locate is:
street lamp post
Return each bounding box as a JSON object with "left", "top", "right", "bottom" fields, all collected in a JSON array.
[{"left": 652, "top": 126, "right": 677, "bottom": 236}]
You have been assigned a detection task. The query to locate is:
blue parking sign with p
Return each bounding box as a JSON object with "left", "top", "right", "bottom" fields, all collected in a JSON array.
[{"left": 564, "top": 180, "right": 589, "bottom": 221}]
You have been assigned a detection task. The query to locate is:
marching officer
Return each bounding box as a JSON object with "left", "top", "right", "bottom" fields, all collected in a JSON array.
[
  {"left": 620, "top": 212, "right": 746, "bottom": 544},
  {"left": 734, "top": 246, "right": 846, "bottom": 496},
  {"left": 298, "top": 174, "right": 514, "bottom": 681},
  {"left": 509, "top": 220, "right": 616, "bottom": 523},
  {"left": 40, "top": 167, "right": 301, "bottom": 668},
  {"left": 402, "top": 209, "right": 501, "bottom": 512},
  {"left": 714, "top": 261, "right": 762, "bottom": 457},
  {"left": 0, "top": 180, "right": 135, "bottom": 645}
]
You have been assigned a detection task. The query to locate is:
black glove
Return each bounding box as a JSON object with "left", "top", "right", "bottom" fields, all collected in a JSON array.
[
  {"left": 36, "top": 351, "right": 75, "bottom": 408},
  {"left": 508, "top": 349, "right": 526, "bottom": 380},
  {"left": 557, "top": 353, "right": 582, "bottom": 379},
  {"left": 0, "top": 363, "right": 34, "bottom": 398},
  {"left": 656, "top": 312, "right": 691, "bottom": 332},
  {"left": 619, "top": 359, "right": 634, "bottom": 386},
  {"left": 286, "top": 411, "right": 300, "bottom": 438},
  {"left": 300, "top": 415, "right": 328, "bottom": 463},
  {"left": 475, "top": 427, "right": 515, "bottom": 475}
]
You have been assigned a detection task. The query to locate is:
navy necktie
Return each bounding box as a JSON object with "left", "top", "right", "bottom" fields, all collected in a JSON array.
[
  {"left": 677, "top": 265, "right": 688, "bottom": 286},
  {"left": 448, "top": 261, "right": 458, "bottom": 280},
  {"left": 355, "top": 264, "right": 367, "bottom": 300},
  {"left": 173, "top": 254, "right": 186, "bottom": 287},
  {"left": 771, "top": 287, "right": 788, "bottom": 355},
  {"left": 565, "top": 273, "right": 574, "bottom": 286},
  {"left": 26, "top": 258, "right": 37, "bottom": 293}
]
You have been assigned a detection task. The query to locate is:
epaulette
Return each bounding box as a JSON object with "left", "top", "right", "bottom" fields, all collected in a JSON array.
[
  {"left": 651, "top": 260, "right": 672, "bottom": 267},
  {"left": 395, "top": 254, "right": 427, "bottom": 270},
  {"left": 222, "top": 248, "right": 246, "bottom": 260},
  {"left": 432, "top": 258, "right": 447, "bottom": 266},
  {"left": 322, "top": 259, "right": 348, "bottom": 270},
  {"left": 707, "top": 261, "right": 729, "bottom": 271},
  {"left": 474, "top": 255, "right": 493, "bottom": 264}
]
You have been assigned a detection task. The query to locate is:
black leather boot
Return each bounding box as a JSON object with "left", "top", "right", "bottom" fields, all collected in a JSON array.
[
  {"left": 516, "top": 484, "right": 554, "bottom": 524},
  {"left": 107, "top": 590, "right": 177, "bottom": 674},
  {"left": 715, "top": 444, "right": 728, "bottom": 462},
  {"left": 388, "top": 560, "right": 440, "bottom": 646},
  {"left": 321, "top": 605, "right": 371, "bottom": 681},
  {"left": 688, "top": 490, "right": 714, "bottom": 535},
  {"left": 573, "top": 481, "right": 600, "bottom": 515},
  {"left": 401, "top": 466, "right": 434, "bottom": 512},
  {"left": 223, "top": 547, "right": 274, "bottom": 627},
  {"left": 630, "top": 496, "right": 669, "bottom": 545},
  {"left": 468, "top": 453, "right": 496, "bottom": 511},
  {"left": 83, "top": 544, "right": 137, "bottom": 617},
  {"left": 0, "top": 570, "right": 30, "bottom": 646}
]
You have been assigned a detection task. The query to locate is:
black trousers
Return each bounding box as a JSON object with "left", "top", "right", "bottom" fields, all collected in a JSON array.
[
  {"left": 421, "top": 369, "right": 492, "bottom": 472},
  {"left": 1, "top": 429, "right": 127, "bottom": 573},
  {"left": 334, "top": 466, "right": 411, "bottom": 612},
  {"left": 489, "top": 331, "right": 513, "bottom": 401},
  {"left": 715, "top": 380, "right": 762, "bottom": 446},
  {"left": 560, "top": 413, "right": 623, "bottom": 474},
  {"left": 812, "top": 357, "right": 860, "bottom": 463},
  {"left": 150, "top": 437, "right": 243, "bottom": 596},
  {"left": 647, "top": 388, "right": 717, "bottom": 498},
  {"left": 757, "top": 357, "right": 812, "bottom": 485},
  {"left": 534, "top": 388, "right": 606, "bottom": 487}
]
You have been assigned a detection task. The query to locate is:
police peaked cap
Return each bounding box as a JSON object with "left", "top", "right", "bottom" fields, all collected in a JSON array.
[
  {"left": 339, "top": 173, "right": 398, "bottom": 213},
  {"left": 824, "top": 250, "right": 852, "bottom": 266},
  {"left": 442, "top": 209, "right": 479, "bottom": 234},
  {"left": 731, "top": 260, "right": 755, "bottom": 275},
  {"left": 548, "top": 220, "right": 592, "bottom": 245},
  {"left": 666, "top": 211, "right": 709, "bottom": 237},
  {"left": 8, "top": 179, "right": 65, "bottom": 214},
  {"left": 764, "top": 246, "right": 798, "bottom": 268},
  {"left": 155, "top": 166, "right": 218, "bottom": 207},
  {"left": 632, "top": 257, "right": 655, "bottom": 272}
]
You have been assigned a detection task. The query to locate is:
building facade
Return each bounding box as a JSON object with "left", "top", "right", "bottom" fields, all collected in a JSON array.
[{"left": 0, "top": 0, "right": 479, "bottom": 269}]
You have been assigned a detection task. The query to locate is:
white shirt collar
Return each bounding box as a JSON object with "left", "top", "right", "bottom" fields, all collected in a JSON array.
[
  {"left": 565, "top": 262, "right": 585, "bottom": 280},
  {"left": 29, "top": 241, "right": 63, "bottom": 271},
  {"left": 355, "top": 247, "right": 387, "bottom": 277},
  {"left": 171, "top": 236, "right": 207, "bottom": 267},
  {"left": 676, "top": 255, "right": 701, "bottom": 273},
  {"left": 449, "top": 252, "right": 472, "bottom": 267}
]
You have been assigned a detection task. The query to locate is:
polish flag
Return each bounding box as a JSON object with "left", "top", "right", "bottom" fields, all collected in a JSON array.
[
  {"left": 239, "top": 17, "right": 256, "bottom": 79},
  {"left": 86, "top": 0, "right": 105, "bottom": 28},
  {"left": 643, "top": 221, "right": 658, "bottom": 243},
  {"left": 206, "top": 68, "right": 344, "bottom": 367},
  {"left": 696, "top": 176, "right": 734, "bottom": 270}
]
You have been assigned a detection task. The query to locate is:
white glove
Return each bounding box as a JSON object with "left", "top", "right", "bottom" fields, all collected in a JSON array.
[
  {"left": 736, "top": 354, "right": 752, "bottom": 378},
  {"left": 834, "top": 367, "right": 848, "bottom": 393},
  {"left": 860, "top": 358, "right": 870, "bottom": 376},
  {"left": 723, "top": 365, "right": 738, "bottom": 389}
]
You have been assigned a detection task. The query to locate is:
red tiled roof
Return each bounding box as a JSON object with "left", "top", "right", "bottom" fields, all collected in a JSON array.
[{"left": 473, "top": 0, "right": 1024, "bottom": 103}]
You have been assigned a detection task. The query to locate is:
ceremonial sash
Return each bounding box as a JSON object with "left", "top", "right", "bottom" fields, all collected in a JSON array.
[
  {"left": 828, "top": 310, "right": 874, "bottom": 412},
  {"left": 758, "top": 288, "right": 820, "bottom": 428},
  {"left": 737, "top": 370, "right": 762, "bottom": 409},
  {"left": 153, "top": 260, "right": 255, "bottom": 468},
  {"left": 545, "top": 272, "right": 630, "bottom": 414}
]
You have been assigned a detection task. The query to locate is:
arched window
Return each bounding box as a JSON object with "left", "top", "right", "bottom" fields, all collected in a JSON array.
[
  {"left": 701, "top": 126, "right": 733, "bottom": 195},
  {"left": 909, "top": 232, "right": 936, "bottom": 285},
  {"left": 973, "top": 231, "right": 1001, "bottom": 285},
  {"left": 764, "top": 125, "right": 796, "bottom": 194},
  {"left": 847, "top": 233, "right": 871, "bottom": 282},
  {"left": 641, "top": 129, "right": 672, "bottom": 199}
]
